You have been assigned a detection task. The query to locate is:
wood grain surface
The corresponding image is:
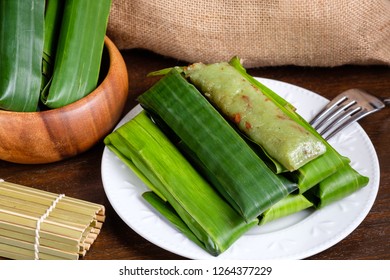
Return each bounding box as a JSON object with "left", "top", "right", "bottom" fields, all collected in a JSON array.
[{"left": 0, "top": 49, "right": 389, "bottom": 260}]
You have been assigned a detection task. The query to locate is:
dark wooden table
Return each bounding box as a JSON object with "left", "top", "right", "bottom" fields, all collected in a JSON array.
[{"left": 1, "top": 49, "right": 389, "bottom": 260}]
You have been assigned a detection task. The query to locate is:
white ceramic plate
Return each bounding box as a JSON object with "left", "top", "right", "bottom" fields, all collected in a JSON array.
[{"left": 101, "top": 78, "right": 380, "bottom": 259}]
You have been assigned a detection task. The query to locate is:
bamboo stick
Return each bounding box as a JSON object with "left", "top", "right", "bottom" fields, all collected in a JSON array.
[
  {"left": 0, "top": 243, "right": 75, "bottom": 260},
  {"left": 0, "top": 220, "right": 80, "bottom": 246},
  {"left": 0, "top": 247, "right": 33, "bottom": 260},
  {"left": 0, "top": 182, "right": 105, "bottom": 217},
  {"left": 0, "top": 228, "right": 79, "bottom": 253},
  {"left": 0, "top": 235, "right": 79, "bottom": 260},
  {"left": 0, "top": 210, "right": 85, "bottom": 239},
  {"left": 0, "top": 195, "right": 100, "bottom": 228}
]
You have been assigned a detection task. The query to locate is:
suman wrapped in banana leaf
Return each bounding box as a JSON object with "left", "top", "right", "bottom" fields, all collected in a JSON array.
[
  {"left": 258, "top": 194, "right": 314, "bottom": 225},
  {"left": 227, "top": 58, "right": 368, "bottom": 209},
  {"left": 184, "top": 62, "right": 326, "bottom": 172},
  {"left": 138, "top": 69, "right": 297, "bottom": 222},
  {"left": 257, "top": 162, "right": 369, "bottom": 223},
  {"left": 104, "top": 59, "right": 369, "bottom": 256},
  {"left": 184, "top": 59, "right": 351, "bottom": 193},
  {"left": 104, "top": 111, "right": 257, "bottom": 256},
  {"left": 259, "top": 163, "right": 369, "bottom": 223},
  {"left": 304, "top": 165, "right": 369, "bottom": 209}
]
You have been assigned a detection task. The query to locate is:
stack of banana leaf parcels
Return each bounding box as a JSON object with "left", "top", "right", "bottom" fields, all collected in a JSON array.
[{"left": 104, "top": 57, "right": 369, "bottom": 256}]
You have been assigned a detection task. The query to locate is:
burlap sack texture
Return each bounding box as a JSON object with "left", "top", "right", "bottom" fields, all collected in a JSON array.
[{"left": 107, "top": 0, "right": 390, "bottom": 67}]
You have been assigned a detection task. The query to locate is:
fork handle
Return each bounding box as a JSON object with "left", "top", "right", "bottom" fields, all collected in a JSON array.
[{"left": 383, "top": 98, "right": 390, "bottom": 105}]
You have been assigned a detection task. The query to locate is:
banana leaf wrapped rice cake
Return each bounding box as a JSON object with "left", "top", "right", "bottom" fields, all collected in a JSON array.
[
  {"left": 184, "top": 58, "right": 367, "bottom": 192},
  {"left": 138, "top": 69, "right": 297, "bottom": 222},
  {"left": 184, "top": 59, "right": 353, "bottom": 193},
  {"left": 105, "top": 111, "right": 258, "bottom": 256},
  {"left": 184, "top": 61, "right": 326, "bottom": 172},
  {"left": 104, "top": 58, "right": 369, "bottom": 256}
]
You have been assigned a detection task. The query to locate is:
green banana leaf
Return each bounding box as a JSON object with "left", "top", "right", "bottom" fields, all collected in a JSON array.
[
  {"left": 147, "top": 58, "right": 368, "bottom": 218},
  {"left": 148, "top": 67, "right": 287, "bottom": 174},
  {"left": 105, "top": 62, "right": 369, "bottom": 255},
  {"left": 230, "top": 57, "right": 368, "bottom": 210},
  {"left": 105, "top": 111, "right": 257, "bottom": 256},
  {"left": 41, "top": 0, "right": 64, "bottom": 95},
  {"left": 42, "top": 0, "right": 111, "bottom": 108},
  {"left": 304, "top": 165, "right": 369, "bottom": 208},
  {"left": 149, "top": 60, "right": 350, "bottom": 192},
  {"left": 142, "top": 191, "right": 207, "bottom": 251},
  {"left": 138, "top": 68, "right": 297, "bottom": 221},
  {"left": 104, "top": 128, "right": 166, "bottom": 201},
  {"left": 258, "top": 194, "right": 313, "bottom": 225},
  {"left": 0, "top": 0, "right": 44, "bottom": 112}
]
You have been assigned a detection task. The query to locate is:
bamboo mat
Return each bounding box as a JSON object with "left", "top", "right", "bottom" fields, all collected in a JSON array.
[{"left": 0, "top": 179, "right": 105, "bottom": 260}]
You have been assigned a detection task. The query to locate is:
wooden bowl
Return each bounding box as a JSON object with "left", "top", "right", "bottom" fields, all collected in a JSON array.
[{"left": 0, "top": 36, "right": 129, "bottom": 164}]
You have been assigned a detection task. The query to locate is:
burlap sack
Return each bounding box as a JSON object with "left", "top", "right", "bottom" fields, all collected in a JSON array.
[{"left": 107, "top": 0, "right": 390, "bottom": 67}]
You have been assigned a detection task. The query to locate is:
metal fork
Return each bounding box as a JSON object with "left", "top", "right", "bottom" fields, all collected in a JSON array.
[{"left": 310, "top": 88, "right": 389, "bottom": 140}]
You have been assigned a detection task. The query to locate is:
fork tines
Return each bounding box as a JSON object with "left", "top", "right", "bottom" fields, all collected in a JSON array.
[{"left": 310, "top": 89, "right": 385, "bottom": 140}]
